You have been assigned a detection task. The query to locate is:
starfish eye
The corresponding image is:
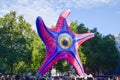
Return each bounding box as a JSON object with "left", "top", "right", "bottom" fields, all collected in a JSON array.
[{"left": 58, "top": 33, "right": 72, "bottom": 49}]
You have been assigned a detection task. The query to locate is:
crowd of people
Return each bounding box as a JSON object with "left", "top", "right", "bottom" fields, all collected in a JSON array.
[
  {"left": 1, "top": 75, "right": 42, "bottom": 80},
  {"left": 0, "top": 74, "right": 93, "bottom": 80}
]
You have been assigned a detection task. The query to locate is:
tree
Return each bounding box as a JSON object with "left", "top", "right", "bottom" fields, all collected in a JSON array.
[
  {"left": 0, "top": 11, "right": 33, "bottom": 74},
  {"left": 30, "top": 32, "right": 46, "bottom": 74},
  {"left": 70, "top": 21, "right": 119, "bottom": 75},
  {"left": 100, "top": 35, "right": 119, "bottom": 74},
  {"left": 82, "top": 27, "right": 119, "bottom": 75},
  {"left": 0, "top": 11, "right": 47, "bottom": 75},
  {"left": 83, "top": 28, "right": 104, "bottom": 74}
]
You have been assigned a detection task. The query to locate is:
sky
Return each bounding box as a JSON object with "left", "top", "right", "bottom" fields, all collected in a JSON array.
[{"left": 0, "top": 0, "right": 120, "bottom": 35}]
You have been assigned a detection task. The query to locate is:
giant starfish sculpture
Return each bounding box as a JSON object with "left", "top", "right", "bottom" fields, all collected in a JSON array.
[{"left": 36, "top": 9, "right": 94, "bottom": 76}]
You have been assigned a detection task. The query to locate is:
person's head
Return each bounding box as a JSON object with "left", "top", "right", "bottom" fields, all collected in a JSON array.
[{"left": 15, "top": 75, "right": 21, "bottom": 80}]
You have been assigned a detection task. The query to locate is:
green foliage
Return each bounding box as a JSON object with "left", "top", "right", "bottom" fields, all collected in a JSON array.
[
  {"left": 30, "top": 32, "right": 45, "bottom": 73},
  {"left": 100, "top": 35, "right": 120, "bottom": 74},
  {"left": 0, "top": 11, "right": 45, "bottom": 74},
  {"left": 76, "top": 23, "right": 89, "bottom": 33},
  {"left": 54, "top": 60, "right": 70, "bottom": 73},
  {"left": 69, "top": 21, "right": 78, "bottom": 32},
  {"left": 82, "top": 27, "right": 119, "bottom": 75},
  {"left": 78, "top": 46, "right": 87, "bottom": 65},
  {"left": 0, "top": 11, "right": 33, "bottom": 74},
  {"left": 70, "top": 21, "right": 119, "bottom": 75}
]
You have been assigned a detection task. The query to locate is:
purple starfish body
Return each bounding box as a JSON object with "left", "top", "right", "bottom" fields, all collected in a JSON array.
[{"left": 36, "top": 10, "right": 94, "bottom": 76}]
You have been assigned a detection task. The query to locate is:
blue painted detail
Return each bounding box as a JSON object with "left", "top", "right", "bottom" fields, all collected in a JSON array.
[{"left": 76, "top": 33, "right": 94, "bottom": 42}]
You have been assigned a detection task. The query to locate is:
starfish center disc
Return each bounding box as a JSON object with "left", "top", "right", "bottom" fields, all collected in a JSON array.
[{"left": 58, "top": 33, "right": 72, "bottom": 49}]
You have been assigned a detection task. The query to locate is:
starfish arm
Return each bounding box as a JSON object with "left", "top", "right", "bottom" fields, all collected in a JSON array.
[
  {"left": 36, "top": 17, "right": 57, "bottom": 76},
  {"left": 51, "top": 9, "right": 71, "bottom": 32},
  {"left": 41, "top": 53, "right": 68, "bottom": 75},
  {"left": 36, "top": 16, "right": 57, "bottom": 46},
  {"left": 75, "top": 33, "right": 94, "bottom": 48},
  {"left": 36, "top": 48, "right": 65, "bottom": 76},
  {"left": 36, "top": 48, "right": 57, "bottom": 76},
  {"left": 64, "top": 52, "right": 85, "bottom": 76},
  {"left": 36, "top": 56, "right": 56, "bottom": 76}
]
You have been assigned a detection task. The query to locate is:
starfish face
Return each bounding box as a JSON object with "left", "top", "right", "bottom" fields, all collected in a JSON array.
[
  {"left": 36, "top": 9, "right": 94, "bottom": 76},
  {"left": 58, "top": 33, "right": 72, "bottom": 49}
]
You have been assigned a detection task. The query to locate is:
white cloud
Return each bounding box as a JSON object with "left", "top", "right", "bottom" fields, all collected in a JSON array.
[
  {"left": 0, "top": 0, "right": 120, "bottom": 30},
  {"left": 0, "top": 0, "right": 60, "bottom": 30},
  {"left": 50, "top": 0, "right": 120, "bottom": 8}
]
